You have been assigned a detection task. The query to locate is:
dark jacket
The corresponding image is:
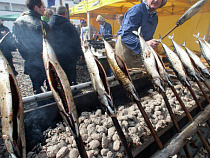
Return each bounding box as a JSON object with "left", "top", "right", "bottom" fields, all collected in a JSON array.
[
  {"left": 13, "top": 10, "right": 53, "bottom": 74},
  {"left": 48, "top": 14, "right": 82, "bottom": 64},
  {"left": 0, "top": 24, "right": 9, "bottom": 39},
  {"left": 98, "top": 22, "right": 112, "bottom": 40}
]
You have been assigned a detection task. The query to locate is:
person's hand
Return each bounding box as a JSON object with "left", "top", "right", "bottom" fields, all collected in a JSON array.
[
  {"left": 113, "top": 34, "right": 118, "bottom": 38},
  {"left": 98, "top": 34, "right": 102, "bottom": 37},
  {"left": 146, "top": 39, "right": 158, "bottom": 49}
]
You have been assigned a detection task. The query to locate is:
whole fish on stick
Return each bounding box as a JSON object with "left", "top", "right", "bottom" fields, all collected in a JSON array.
[
  {"left": 0, "top": 43, "right": 26, "bottom": 158},
  {"left": 194, "top": 33, "right": 210, "bottom": 66},
  {"left": 41, "top": 22, "right": 88, "bottom": 158},
  {"left": 82, "top": 44, "right": 133, "bottom": 158}
]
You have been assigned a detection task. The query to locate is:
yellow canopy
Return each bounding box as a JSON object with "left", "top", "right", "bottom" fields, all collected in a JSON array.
[
  {"left": 70, "top": 0, "right": 210, "bottom": 52},
  {"left": 70, "top": 0, "right": 210, "bottom": 19}
]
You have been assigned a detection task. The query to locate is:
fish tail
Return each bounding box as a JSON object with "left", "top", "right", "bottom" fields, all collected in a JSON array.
[
  {"left": 180, "top": 41, "right": 186, "bottom": 47},
  {"left": 132, "top": 31, "right": 138, "bottom": 36},
  {"left": 168, "top": 33, "right": 174, "bottom": 40},
  {"left": 138, "top": 26, "right": 142, "bottom": 35},
  {"left": 193, "top": 32, "right": 199, "bottom": 39},
  {"left": 155, "top": 35, "right": 161, "bottom": 43}
]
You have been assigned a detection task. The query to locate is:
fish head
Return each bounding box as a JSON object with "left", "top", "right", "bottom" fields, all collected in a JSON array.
[
  {"left": 100, "top": 94, "right": 116, "bottom": 116},
  {"left": 179, "top": 76, "right": 191, "bottom": 87},
  {"left": 152, "top": 77, "right": 165, "bottom": 93},
  {"left": 124, "top": 84, "right": 140, "bottom": 102},
  {"left": 201, "top": 69, "right": 210, "bottom": 79}
]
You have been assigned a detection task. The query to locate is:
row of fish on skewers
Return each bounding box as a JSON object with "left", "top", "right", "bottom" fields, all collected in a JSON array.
[
  {"left": 134, "top": 27, "right": 210, "bottom": 157},
  {"left": 0, "top": 22, "right": 210, "bottom": 158}
]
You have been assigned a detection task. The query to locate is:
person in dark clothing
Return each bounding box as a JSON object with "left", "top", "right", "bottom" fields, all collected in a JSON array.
[
  {"left": 13, "top": 0, "right": 53, "bottom": 96},
  {"left": 0, "top": 20, "right": 17, "bottom": 75},
  {"left": 48, "top": 5, "right": 83, "bottom": 86}
]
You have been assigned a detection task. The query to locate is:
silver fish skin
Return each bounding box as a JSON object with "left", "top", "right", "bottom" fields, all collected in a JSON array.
[
  {"left": 157, "top": 38, "right": 190, "bottom": 87},
  {"left": 149, "top": 45, "right": 173, "bottom": 86},
  {"left": 82, "top": 46, "right": 115, "bottom": 116},
  {"left": 181, "top": 41, "right": 210, "bottom": 78},
  {"left": 0, "top": 51, "right": 26, "bottom": 158},
  {"left": 194, "top": 33, "right": 210, "bottom": 66},
  {"left": 176, "top": 0, "right": 207, "bottom": 26},
  {"left": 42, "top": 35, "right": 80, "bottom": 137},
  {"left": 201, "top": 35, "right": 210, "bottom": 49},
  {"left": 169, "top": 34, "right": 199, "bottom": 81},
  {"left": 103, "top": 39, "right": 140, "bottom": 102},
  {"left": 133, "top": 28, "right": 165, "bottom": 92}
]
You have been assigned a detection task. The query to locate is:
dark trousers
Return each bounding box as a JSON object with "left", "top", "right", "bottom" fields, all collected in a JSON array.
[
  {"left": 24, "top": 61, "right": 54, "bottom": 106},
  {"left": 60, "top": 61, "right": 77, "bottom": 86}
]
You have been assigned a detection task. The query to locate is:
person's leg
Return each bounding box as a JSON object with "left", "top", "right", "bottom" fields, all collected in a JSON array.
[
  {"left": 62, "top": 62, "right": 77, "bottom": 86},
  {"left": 26, "top": 64, "right": 54, "bottom": 106}
]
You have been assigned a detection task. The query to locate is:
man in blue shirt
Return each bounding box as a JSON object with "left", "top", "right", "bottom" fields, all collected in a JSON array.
[
  {"left": 116, "top": 0, "right": 167, "bottom": 69},
  {"left": 94, "top": 15, "right": 112, "bottom": 40}
]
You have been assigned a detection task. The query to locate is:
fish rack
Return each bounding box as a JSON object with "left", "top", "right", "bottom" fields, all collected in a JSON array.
[{"left": 22, "top": 70, "right": 210, "bottom": 157}]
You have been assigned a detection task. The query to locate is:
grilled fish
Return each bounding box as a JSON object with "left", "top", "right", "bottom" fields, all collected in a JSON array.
[
  {"left": 176, "top": 0, "right": 207, "bottom": 26},
  {"left": 201, "top": 35, "right": 210, "bottom": 49},
  {"left": 42, "top": 28, "right": 80, "bottom": 138},
  {"left": 181, "top": 41, "right": 210, "bottom": 78},
  {"left": 133, "top": 27, "right": 165, "bottom": 92},
  {"left": 169, "top": 34, "right": 199, "bottom": 81},
  {"left": 103, "top": 39, "right": 139, "bottom": 102},
  {"left": 82, "top": 45, "right": 115, "bottom": 116},
  {"left": 157, "top": 38, "right": 190, "bottom": 87},
  {"left": 194, "top": 33, "right": 210, "bottom": 66},
  {"left": 149, "top": 45, "right": 173, "bottom": 86},
  {"left": 0, "top": 50, "right": 26, "bottom": 158}
]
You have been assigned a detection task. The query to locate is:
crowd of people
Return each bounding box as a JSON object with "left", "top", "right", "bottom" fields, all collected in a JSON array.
[{"left": 0, "top": 0, "right": 167, "bottom": 106}]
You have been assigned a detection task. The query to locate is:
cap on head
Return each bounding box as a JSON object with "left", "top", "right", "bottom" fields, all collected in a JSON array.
[
  {"left": 96, "top": 15, "right": 105, "bottom": 22},
  {"left": 81, "top": 20, "right": 87, "bottom": 24}
]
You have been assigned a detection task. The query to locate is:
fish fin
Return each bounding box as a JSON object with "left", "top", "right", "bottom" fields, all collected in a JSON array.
[
  {"left": 40, "top": 21, "right": 46, "bottom": 39},
  {"left": 168, "top": 33, "right": 174, "bottom": 40}
]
